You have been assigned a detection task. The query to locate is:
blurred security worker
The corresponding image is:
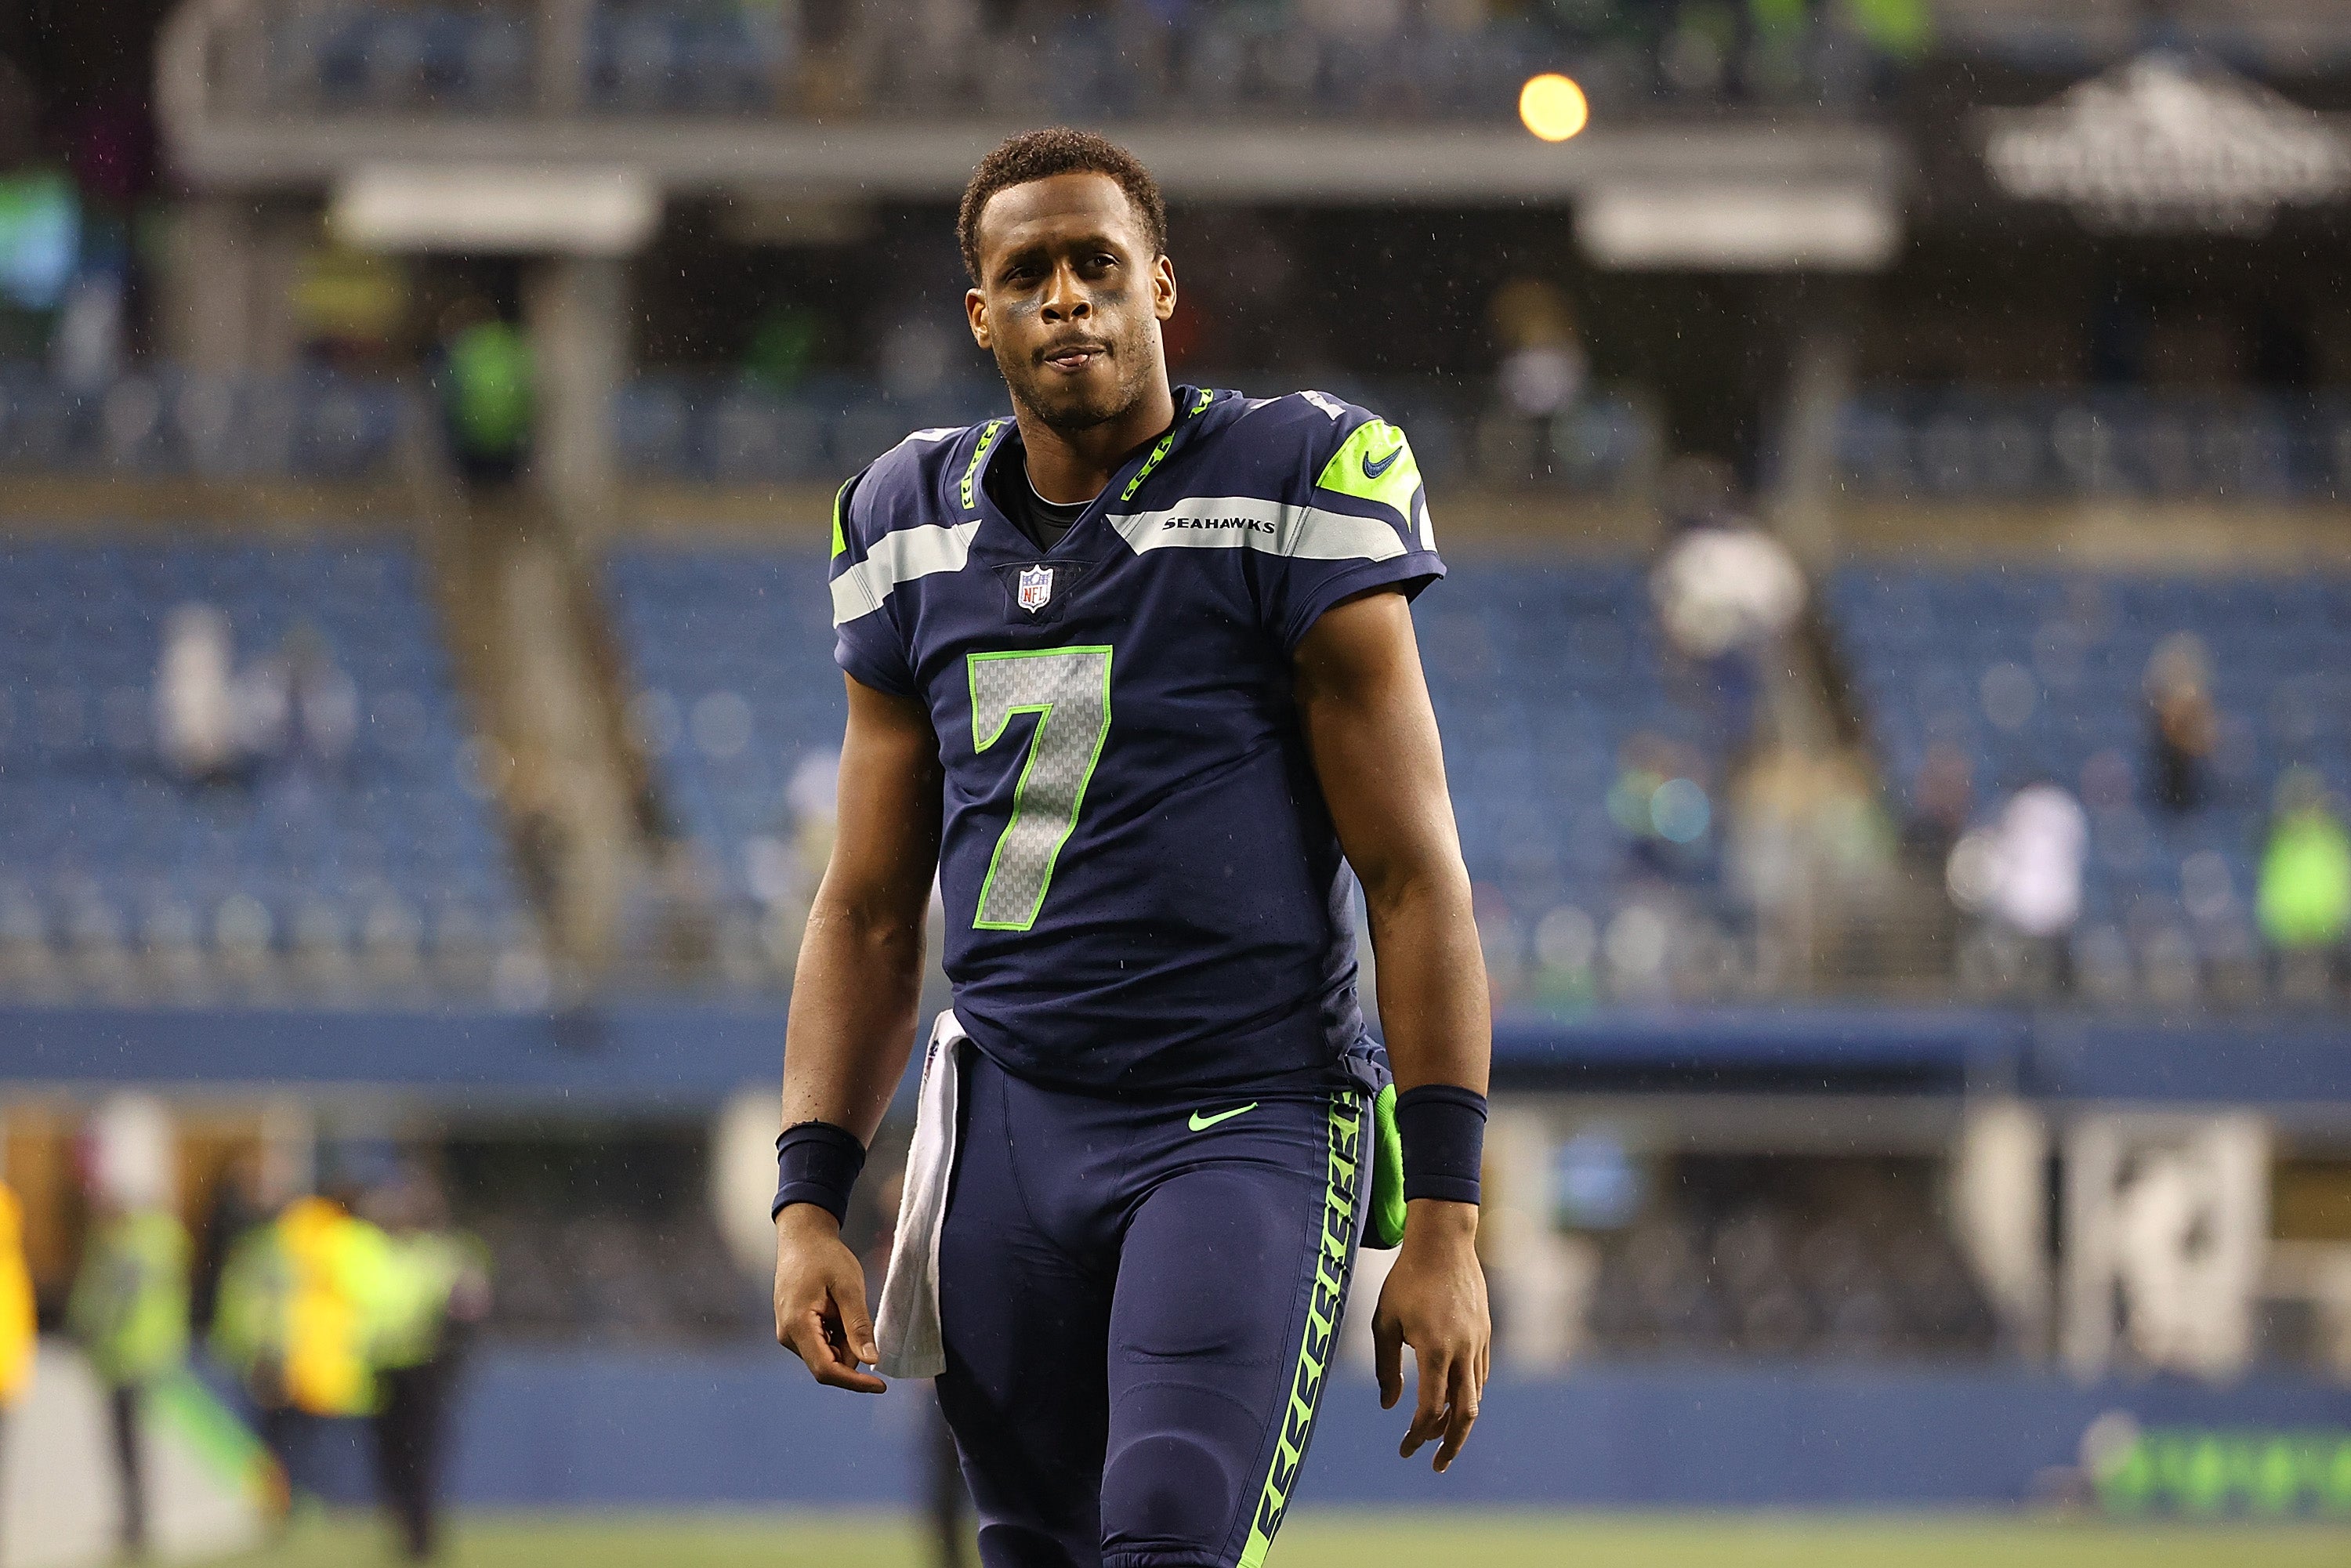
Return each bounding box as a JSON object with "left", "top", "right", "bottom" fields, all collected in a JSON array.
[
  {"left": 212, "top": 1193, "right": 394, "bottom": 1505},
  {"left": 0, "top": 1179, "right": 37, "bottom": 1561},
  {"left": 67, "top": 1189, "right": 191, "bottom": 1559},
  {"left": 365, "top": 1167, "right": 490, "bottom": 1561},
  {"left": 432, "top": 297, "right": 533, "bottom": 491}
]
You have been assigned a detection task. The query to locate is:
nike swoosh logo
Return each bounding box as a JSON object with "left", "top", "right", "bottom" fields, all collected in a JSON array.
[
  {"left": 1188, "top": 1103, "right": 1259, "bottom": 1132},
  {"left": 1360, "top": 444, "right": 1404, "bottom": 481}
]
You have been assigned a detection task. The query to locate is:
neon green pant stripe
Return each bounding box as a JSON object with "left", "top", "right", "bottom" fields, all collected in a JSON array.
[{"left": 1236, "top": 1092, "right": 1364, "bottom": 1568}]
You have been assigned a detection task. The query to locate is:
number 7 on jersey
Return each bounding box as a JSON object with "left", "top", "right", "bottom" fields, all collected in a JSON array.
[{"left": 968, "top": 646, "right": 1114, "bottom": 931}]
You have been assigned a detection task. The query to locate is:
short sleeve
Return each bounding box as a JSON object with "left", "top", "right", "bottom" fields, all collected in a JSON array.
[
  {"left": 1257, "top": 415, "right": 1444, "bottom": 650},
  {"left": 827, "top": 470, "right": 920, "bottom": 697}
]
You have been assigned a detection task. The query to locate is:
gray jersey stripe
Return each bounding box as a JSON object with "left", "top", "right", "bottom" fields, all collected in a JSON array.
[
  {"left": 1107, "top": 497, "right": 1408, "bottom": 562},
  {"left": 831, "top": 518, "right": 984, "bottom": 626}
]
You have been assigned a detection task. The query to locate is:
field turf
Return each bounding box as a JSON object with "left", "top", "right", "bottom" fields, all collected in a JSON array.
[{"left": 220, "top": 1509, "right": 2351, "bottom": 1568}]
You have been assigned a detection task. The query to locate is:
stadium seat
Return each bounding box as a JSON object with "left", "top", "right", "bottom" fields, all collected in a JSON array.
[
  {"left": 0, "top": 538, "right": 525, "bottom": 1003},
  {"left": 1831, "top": 563, "right": 2351, "bottom": 1001}
]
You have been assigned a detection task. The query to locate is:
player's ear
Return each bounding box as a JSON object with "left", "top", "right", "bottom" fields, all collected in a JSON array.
[
  {"left": 965, "top": 287, "right": 991, "bottom": 349},
  {"left": 1152, "top": 255, "right": 1177, "bottom": 324}
]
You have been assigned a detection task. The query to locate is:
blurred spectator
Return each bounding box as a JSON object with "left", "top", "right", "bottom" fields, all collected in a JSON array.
[
  {"left": 293, "top": 245, "right": 411, "bottom": 368},
  {"left": 509, "top": 773, "right": 570, "bottom": 921},
  {"left": 433, "top": 298, "right": 534, "bottom": 491},
  {"left": 1608, "top": 732, "right": 1714, "bottom": 882},
  {"left": 1651, "top": 519, "right": 1805, "bottom": 664},
  {"left": 67, "top": 1154, "right": 191, "bottom": 1561},
  {"left": 193, "top": 1149, "right": 281, "bottom": 1336},
  {"left": 1980, "top": 781, "right": 2087, "bottom": 989},
  {"left": 366, "top": 1165, "right": 491, "bottom": 1563},
  {"left": 0, "top": 1177, "right": 32, "bottom": 1556},
  {"left": 1491, "top": 276, "right": 1588, "bottom": 421},
  {"left": 287, "top": 624, "right": 360, "bottom": 768},
  {"left": 212, "top": 1193, "right": 397, "bottom": 1507},
  {"left": 744, "top": 303, "right": 823, "bottom": 393},
  {"left": 2258, "top": 767, "right": 2350, "bottom": 962},
  {"left": 50, "top": 266, "right": 125, "bottom": 394},
  {"left": 156, "top": 603, "right": 240, "bottom": 784},
  {"left": 1838, "top": 0, "right": 1932, "bottom": 61},
  {"left": 232, "top": 650, "right": 292, "bottom": 771},
  {"left": 2143, "top": 632, "right": 2217, "bottom": 814},
  {"left": 1650, "top": 481, "right": 1802, "bottom": 758},
  {"left": 1900, "top": 741, "right": 1972, "bottom": 870},
  {"left": 238, "top": 624, "right": 360, "bottom": 773}
]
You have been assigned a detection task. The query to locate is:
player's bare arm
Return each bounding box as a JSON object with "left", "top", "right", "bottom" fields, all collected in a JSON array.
[
  {"left": 1294, "top": 586, "right": 1494, "bottom": 1473},
  {"left": 771, "top": 673, "right": 944, "bottom": 1395}
]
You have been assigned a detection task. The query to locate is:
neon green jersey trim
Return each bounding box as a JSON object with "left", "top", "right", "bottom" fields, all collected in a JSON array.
[
  {"left": 1119, "top": 386, "right": 1215, "bottom": 502},
  {"left": 959, "top": 420, "right": 1005, "bottom": 512},
  {"left": 1367, "top": 1082, "right": 1407, "bottom": 1250},
  {"left": 1315, "top": 418, "right": 1422, "bottom": 528},
  {"left": 1237, "top": 1093, "right": 1364, "bottom": 1568},
  {"left": 829, "top": 475, "right": 854, "bottom": 560}
]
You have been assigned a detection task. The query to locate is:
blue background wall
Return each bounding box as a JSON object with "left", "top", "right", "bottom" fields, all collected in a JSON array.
[{"left": 277, "top": 1350, "right": 2351, "bottom": 1508}]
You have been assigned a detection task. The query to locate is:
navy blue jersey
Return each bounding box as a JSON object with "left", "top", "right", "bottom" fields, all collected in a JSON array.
[{"left": 829, "top": 386, "right": 1444, "bottom": 1094}]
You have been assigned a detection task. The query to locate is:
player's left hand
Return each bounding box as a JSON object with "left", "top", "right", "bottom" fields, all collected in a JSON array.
[{"left": 1371, "top": 1198, "right": 1490, "bottom": 1473}]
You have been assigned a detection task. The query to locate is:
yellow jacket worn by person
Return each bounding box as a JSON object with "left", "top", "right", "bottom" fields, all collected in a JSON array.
[
  {"left": 0, "top": 1182, "right": 34, "bottom": 1406},
  {"left": 67, "top": 1207, "right": 191, "bottom": 1388},
  {"left": 210, "top": 1197, "right": 395, "bottom": 1417}
]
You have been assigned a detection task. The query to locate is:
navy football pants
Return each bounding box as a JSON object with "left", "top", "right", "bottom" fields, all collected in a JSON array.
[{"left": 935, "top": 1048, "right": 1367, "bottom": 1568}]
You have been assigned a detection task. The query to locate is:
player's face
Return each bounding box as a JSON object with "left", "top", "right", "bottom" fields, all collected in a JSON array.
[{"left": 966, "top": 173, "right": 1177, "bottom": 436}]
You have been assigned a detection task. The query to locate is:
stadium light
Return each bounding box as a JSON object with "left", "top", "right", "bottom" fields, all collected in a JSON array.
[{"left": 1519, "top": 74, "right": 1589, "bottom": 143}]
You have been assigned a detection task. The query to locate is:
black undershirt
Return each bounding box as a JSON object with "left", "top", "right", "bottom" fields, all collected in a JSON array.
[{"left": 986, "top": 451, "right": 1094, "bottom": 552}]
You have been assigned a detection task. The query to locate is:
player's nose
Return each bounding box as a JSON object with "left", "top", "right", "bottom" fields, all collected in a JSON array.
[{"left": 1040, "top": 260, "right": 1090, "bottom": 319}]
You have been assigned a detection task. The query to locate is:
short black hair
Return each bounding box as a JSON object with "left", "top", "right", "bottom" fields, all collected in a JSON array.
[{"left": 958, "top": 127, "right": 1168, "bottom": 284}]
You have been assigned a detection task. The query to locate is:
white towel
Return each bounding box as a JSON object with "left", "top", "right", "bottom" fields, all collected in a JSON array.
[{"left": 875, "top": 1009, "right": 965, "bottom": 1379}]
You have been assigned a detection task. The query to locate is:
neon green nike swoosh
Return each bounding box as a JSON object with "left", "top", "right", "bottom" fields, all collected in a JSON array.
[{"left": 1188, "top": 1102, "right": 1259, "bottom": 1132}]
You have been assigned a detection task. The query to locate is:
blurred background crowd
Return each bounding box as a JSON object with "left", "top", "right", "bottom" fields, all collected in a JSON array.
[{"left": 2, "top": 0, "right": 2350, "bottom": 1555}]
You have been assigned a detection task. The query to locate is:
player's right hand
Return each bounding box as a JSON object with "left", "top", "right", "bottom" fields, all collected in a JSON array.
[{"left": 773, "top": 1204, "right": 886, "bottom": 1393}]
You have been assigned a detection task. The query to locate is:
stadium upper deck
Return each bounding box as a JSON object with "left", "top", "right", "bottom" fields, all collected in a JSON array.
[
  {"left": 177, "top": 0, "right": 2351, "bottom": 129},
  {"left": 197, "top": 0, "right": 1918, "bottom": 125}
]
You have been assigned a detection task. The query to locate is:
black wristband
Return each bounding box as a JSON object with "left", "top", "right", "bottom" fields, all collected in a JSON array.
[
  {"left": 1395, "top": 1085, "right": 1487, "bottom": 1205},
  {"left": 772, "top": 1121, "right": 867, "bottom": 1224}
]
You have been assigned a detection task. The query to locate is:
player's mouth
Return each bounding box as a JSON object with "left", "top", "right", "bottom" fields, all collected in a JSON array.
[{"left": 1039, "top": 340, "right": 1111, "bottom": 375}]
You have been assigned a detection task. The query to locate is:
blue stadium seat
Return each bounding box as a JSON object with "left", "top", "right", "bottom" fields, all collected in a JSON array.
[
  {"left": 0, "top": 538, "right": 522, "bottom": 1000},
  {"left": 1832, "top": 563, "right": 2351, "bottom": 976}
]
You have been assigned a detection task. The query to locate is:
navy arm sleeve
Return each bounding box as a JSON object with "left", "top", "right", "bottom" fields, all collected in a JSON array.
[
  {"left": 1255, "top": 406, "right": 1445, "bottom": 650},
  {"left": 828, "top": 469, "right": 921, "bottom": 697}
]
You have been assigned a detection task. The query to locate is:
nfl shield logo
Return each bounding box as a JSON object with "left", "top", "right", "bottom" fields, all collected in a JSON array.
[{"left": 1018, "top": 565, "right": 1054, "bottom": 613}]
